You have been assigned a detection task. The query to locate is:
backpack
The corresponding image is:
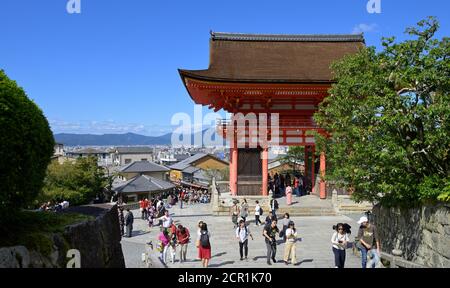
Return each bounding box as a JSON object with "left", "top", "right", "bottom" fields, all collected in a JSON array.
[
  {"left": 259, "top": 206, "right": 264, "bottom": 216},
  {"left": 200, "top": 231, "right": 210, "bottom": 248},
  {"left": 238, "top": 226, "right": 248, "bottom": 236}
]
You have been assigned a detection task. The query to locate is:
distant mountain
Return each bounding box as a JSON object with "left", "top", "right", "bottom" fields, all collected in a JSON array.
[{"left": 54, "top": 131, "right": 224, "bottom": 146}]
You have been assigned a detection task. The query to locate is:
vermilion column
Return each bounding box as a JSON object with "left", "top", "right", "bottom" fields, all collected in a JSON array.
[
  {"left": 261, "top": 148, "right": 268, "bottom": 196},
  {"left": 311, "top": 146, "right": 316, "bottom": 195},
  {"left": 319, "top": 151, "right": 326, "bottom": 199},
  {"left": 230, "top": 147, "right": 238, "bottom": 196}
]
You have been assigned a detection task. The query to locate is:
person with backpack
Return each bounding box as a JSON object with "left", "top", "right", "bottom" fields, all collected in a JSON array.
[
  {"left": 254, "top": 200, "right": 262, "bottom": 226},
  {"left": 263, "top": 219, "right": 279, "bottom": 265},
  {"left": 198, "top": 223, "right": 211, "bottom": 267},
  {"left": 280, "top": 213, "right": 291, "bottom": 241},
  {"left": 236, "top": 219, "right": 254, "bottom": 260}
]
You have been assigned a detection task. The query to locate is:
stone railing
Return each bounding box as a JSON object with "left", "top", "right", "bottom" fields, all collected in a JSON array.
[{"left": 380, "top": 250, "right": 427, "bottom": 268}]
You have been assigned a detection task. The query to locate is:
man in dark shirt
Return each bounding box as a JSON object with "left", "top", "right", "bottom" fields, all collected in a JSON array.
[
  {"left": 357, "top": 216, "right": 380, "bottom": 268},
  {"left": 124, "top": 208, "right": 134, "bottom": 238},
  {"left": 263, "top": 219, "right": 279, "bottom": 265}
]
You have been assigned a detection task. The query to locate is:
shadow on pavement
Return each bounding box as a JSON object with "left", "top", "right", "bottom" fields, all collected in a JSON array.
[
  {"left": 209, "top": 261, "right": 235, "bottom": 268},
  {"left": 295, "top": 259, "right": 313, "bottom": 266}
]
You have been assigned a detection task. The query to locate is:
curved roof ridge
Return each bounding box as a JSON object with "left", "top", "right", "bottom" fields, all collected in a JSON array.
[{"left": 211, "top": 32, "right": 365, "bottom": 42}]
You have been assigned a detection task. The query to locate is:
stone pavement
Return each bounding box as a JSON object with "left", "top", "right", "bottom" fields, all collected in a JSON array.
[{"left": 121, "top": 202, "right": 365, "bottom": 268}]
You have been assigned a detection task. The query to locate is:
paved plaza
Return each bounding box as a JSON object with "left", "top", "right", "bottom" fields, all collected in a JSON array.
[{"left": 121, "top": 199, "right": 366, "bottom": 268}]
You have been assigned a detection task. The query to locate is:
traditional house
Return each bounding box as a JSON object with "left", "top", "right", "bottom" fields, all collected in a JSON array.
[
  {"left": 118, "top": 160, "right": 170, "bottom": 181},
  {"left": 112, "top": 175, "right": 175, "bottom": 202},
  {"left": 113, "top": 147, "right": 154, "bottom": 166}
]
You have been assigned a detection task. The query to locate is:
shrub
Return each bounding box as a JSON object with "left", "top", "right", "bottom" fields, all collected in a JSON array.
[{"left": 0, "top": 70, "right": 54, "bottom": 211}]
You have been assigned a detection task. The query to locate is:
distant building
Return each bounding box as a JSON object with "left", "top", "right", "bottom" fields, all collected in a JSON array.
[
  {"left": 112, "top": 175, "right": 175, "bottom": 203},
  {"left": 118, "top": 160, "right": 170, "bottom": 181},
  {"left": 65, "top": 147, "right": 113, "bottom": 166},
  {"left": 112, "top": 147, "right": 153, "bottom": 166},
  {"left": 169, "top": 153, "right": 228, "bottom": 187},
  {"left": 54, "top": 143, "right": 64, "bottom": 157}
]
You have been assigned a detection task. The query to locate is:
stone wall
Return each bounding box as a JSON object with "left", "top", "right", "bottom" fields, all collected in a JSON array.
[
  {"left": 0, "top": 204, "right": 125, "bottom": 268},
  {"left": 373, "top": 203, "right": 450, "bottom": 268}
]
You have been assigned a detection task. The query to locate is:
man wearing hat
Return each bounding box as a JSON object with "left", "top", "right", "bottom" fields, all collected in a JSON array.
[{"left": 357, "top": 216, "right": 380, "bottom": 268}]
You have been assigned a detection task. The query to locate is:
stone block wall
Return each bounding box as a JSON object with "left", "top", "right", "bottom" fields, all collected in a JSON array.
[
  {"left": 0, "top": 204, "right": 125, "bottom": 268},
  {"left": 373, "top": 203, "right": 450, "bottom": 267}
]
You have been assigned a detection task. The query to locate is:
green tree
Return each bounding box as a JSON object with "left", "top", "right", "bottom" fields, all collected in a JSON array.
[
  {"left": 0, "top": 70, "right": 54, "bottom": 211},
  {"left": 314, "top": 17, "right": 450, "bottom": 206},
  {"left": 281, "top": 146, "right": 305, "bottom": 173},
  {"left": 39, "top": 157, "right": 107, "bottom": 206}
]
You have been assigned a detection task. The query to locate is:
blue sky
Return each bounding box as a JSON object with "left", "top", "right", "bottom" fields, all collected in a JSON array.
[{"left": 1, "top": 0, "right": 449, "bottom": 136}]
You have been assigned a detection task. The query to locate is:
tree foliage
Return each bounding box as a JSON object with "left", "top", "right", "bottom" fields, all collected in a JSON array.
[
  {"left": 314, "top": 17, "right": 450, "bottom": 206},
  {"left": 39, "top": 157, "right": 107, "bottom": 206},
  {"left": 281, "top": 146, "right": 305, "bottom": 173},
  {"left": 0, "top": 70, "right": 54, "bottom": 210}
]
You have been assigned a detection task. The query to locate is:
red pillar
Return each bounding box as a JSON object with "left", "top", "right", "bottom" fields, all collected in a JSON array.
[
  {"left": 304, "top": 146, "right": 308, "bottom": 178},
  {"left": 230, "top": 147, "right": 238, "bottom": 196},
  {"left": 311, "top": 146, "right": 316, "bottom": 195},
  {"left": 319, "top": 151, "right": 326, "bottom": 199},
  {"left": 262, "top": 148, "right": 268, "bottom": 196}
]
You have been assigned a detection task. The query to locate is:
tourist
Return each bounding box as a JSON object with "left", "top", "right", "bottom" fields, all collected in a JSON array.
[
  {"left": 265, "top": 213, "right": 274, "bottom": 225},
  {"left": 198, "top": 223, "right": 211, "bottom": 268},
  {"left": 143, "top": 198, "right": 149, "bottom": 220},
  {"left": 167, "top": 226, "right": 177, "bottom": 264},
  {"left": 254, "top": 200, "right": 262, "bottom": 226},
  {"left": 158, "top": 229, "right": 170, "bottom": 263},
  {"left": 230, "top": 200, "right": 240, "bottom": 228},
  {"left": 195, "top": 221, "right": 204, "bottom": 260},
  {"left": 236, "top": 219, "right": 253, "bottom": 260},
  {"left": 284, "top": 221, "right": 298, "bottom": 265},
  {"left": 357, "top": 216, "right": 381, "bottom": 268},
  {"left": 263, "top": 219, "right": 279, "bottom": 265},
  {"left": 157, "top": 210, "right": 173, "bottom": 229},
  {"left": 294, "top": 176, "right": 300, "bottom": 197},
  {"left": 240, "top": 199, "right": 249, "bottom": 223},
  {"left": 270, "top": 198, "right": 279, "bottom": 219},
  {"left": 147, "top": 205, "right": 156, "bottom": 227},
  {"left": 139, "top": 199, "right": 145, "bottom": 220},
  {"left": 124, "top": 208, "right": 134, "bottom": 237},
  {"left": 286, "top": 184, "right": 293, "bottom": 205},
  {"left": 118, "top": 205, "right": 125, "bottom": 236},
  {"left": 176, "top": 225, "right": 190, "bottom": 262},
  {"left": 331, "top": 223, "right": 350, "bottom": 268},
  {"left": 180, "top": 190, "right": 185, "bottom": 209},
  {"left": 280, "top": 213, "right": 291, "bottom": 241}
]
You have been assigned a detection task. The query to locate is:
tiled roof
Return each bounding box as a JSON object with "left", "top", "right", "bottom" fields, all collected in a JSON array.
[
  {"left": 179, "top": 32, "right": 365, "bottom": 83},
  {"left": 112, "top": 175, "right": 175, "bottom": 193},
  {"left": 169, "top": 153, "right": 208, "bottom": 170},
  {"left": 119, "top": 161, "right": 169, "bottom": 173},
  {"left": 115, "top": 147, "right": 153, "bottom": 154}
]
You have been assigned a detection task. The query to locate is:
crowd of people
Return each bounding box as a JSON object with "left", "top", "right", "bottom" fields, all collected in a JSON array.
[
  {"left": 119, "top": 193, "right": 381, "bottom": 268},
  {"left": 269, "top": 172, "right": 310, "bottom": 198},
  {"left": 38, "top": 200, "right": 70, "bottom": 212}
]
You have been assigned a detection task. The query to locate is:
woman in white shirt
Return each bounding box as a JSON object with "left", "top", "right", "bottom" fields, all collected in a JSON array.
[
  {"left": 254, "top": 200, "right": 262, "bottom": 226},
  {"left": 283, "top": 221, "right": 298, "bottom": 265},
  {"left": 331, "top": 223, "right": 350, "bottom": 268}
]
